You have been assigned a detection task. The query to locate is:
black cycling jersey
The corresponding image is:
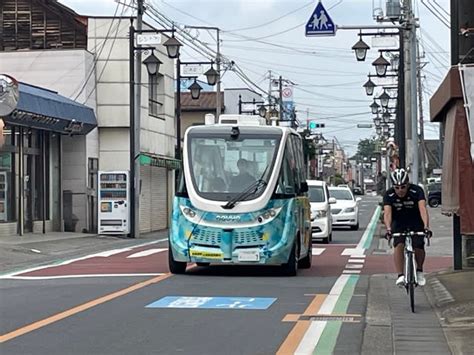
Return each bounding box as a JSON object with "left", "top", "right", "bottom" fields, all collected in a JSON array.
[{"left": 383, "top": 183, "right": 426, "bottom": 233}]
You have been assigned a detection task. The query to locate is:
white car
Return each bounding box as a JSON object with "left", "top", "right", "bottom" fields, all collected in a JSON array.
[
  {"left": 328, "top": 186, "right": 361, "bottom": 230},
  {"left": 308, "top": 180, "right": 336, "bottom": 243}
]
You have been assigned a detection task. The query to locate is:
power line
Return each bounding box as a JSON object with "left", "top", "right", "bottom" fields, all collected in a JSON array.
[
  {"left": 223, "top": 1, "right": 314, "bottom": 32},
  {"left": 71, "top": 1, "right": 126, "bottom": 101}
]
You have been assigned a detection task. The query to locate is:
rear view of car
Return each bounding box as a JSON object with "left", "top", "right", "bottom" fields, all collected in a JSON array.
[{"left": 308, "top": 180, "right": 335, "bottom": 243}]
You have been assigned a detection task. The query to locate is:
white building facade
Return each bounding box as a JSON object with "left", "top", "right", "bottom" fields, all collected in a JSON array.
[{"left": 0, "top": 0, "right": 176, "bottom": 236}]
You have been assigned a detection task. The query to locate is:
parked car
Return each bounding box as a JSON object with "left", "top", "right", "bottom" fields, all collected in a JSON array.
[
  {"left": 308, "top": 180, "right": 335, "bottom": 244},
  {"left": 353, "top": 186, "right": 363, "bottom": 195},
  {"left": 328, "top": 186, "right": 361, "bottom": 230},
  {"left": 428, "top": 190, "right": 442, "bottom": 208}
]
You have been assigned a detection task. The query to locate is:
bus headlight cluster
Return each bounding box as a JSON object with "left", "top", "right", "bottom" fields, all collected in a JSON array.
[
  {"left": 257, "top": 208, "right": 277, "bottom": 223},
  {"left": 182, "top": 207, "right": 196, "bottom": 218}
]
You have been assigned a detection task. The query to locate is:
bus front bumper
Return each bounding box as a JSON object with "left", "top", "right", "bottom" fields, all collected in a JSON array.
[{"left": 169, "top": 239, "right": 293, "bottom": 265}]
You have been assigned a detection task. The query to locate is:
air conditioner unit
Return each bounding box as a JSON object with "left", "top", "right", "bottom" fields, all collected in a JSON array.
[{"left": 386, "top": 0, "right": 401, "bottom": 20}]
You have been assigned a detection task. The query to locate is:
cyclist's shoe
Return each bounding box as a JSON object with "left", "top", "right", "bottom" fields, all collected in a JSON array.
[
  {"left": 417, "top": 272, "right": 426, "bottom": 286},
  {"left": 396, "top": 275, "right": 405, "bottom": 287}
]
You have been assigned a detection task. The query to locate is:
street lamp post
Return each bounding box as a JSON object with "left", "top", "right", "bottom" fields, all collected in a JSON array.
[
  {"left": 129, "top": 24, "right": 181, "bottom": 238},
  {"left": 175, "top": 60, "right": 219, "bottom": 159}
]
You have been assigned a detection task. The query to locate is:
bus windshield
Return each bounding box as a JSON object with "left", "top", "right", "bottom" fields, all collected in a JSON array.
[{"left": 187, "top": 131, "right": 281, "bottom": 201}]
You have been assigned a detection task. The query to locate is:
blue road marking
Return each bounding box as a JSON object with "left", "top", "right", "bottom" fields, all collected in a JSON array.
[{"left": 146, "top": 296, "right": 277, "bottom": 309}]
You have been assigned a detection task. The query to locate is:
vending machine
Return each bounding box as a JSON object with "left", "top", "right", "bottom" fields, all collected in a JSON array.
[{"left": 98, "top": 171, "right": 129, "bottom": 235}]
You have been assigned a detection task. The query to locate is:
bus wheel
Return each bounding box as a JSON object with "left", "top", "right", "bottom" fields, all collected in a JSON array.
[
  {"left": 298, "top": 240, "right": 312, "bottom": 269},
  {"left": 281, "top": 243, "right": 298, "bottom": 276},
  {"left": 168, "top": 247, "right": 187, "bottom": 274}
]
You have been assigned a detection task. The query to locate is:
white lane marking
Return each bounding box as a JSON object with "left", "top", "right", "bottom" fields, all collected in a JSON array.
[
  {"left": 295, "top": 274, "right": 351, "bottom": 353},
  {"left": 346, "top": 264, "right": 363, "bottom": 269},
  {"left": 0, "top": 238, "right": 169, "bottom": 278},
  {"left": 348, "top": 259, "right": 365, "bottom": 263},
  {"left": 312, "top": 248, "right": 325, "bottom": 256},
  {"left": 350, "top": 255, "right": 366, "bottom": 258},
  {"left": 2, "top": 273, "right": 165, "bottom": 280},
  {"left": 295, "top": 321, "right": 327, "bottom": 355},
  {"left": 88, "top": 248, "right": 132, "bottom": 258},
  {"left": 127, "top": 248, "right": 168, "bottom": 258},
  {"left": 342, "top": 270, "right": 361, "bottom": 274},
  {"left": 341, "top": 248, "right": 365, "bottom": 256}
]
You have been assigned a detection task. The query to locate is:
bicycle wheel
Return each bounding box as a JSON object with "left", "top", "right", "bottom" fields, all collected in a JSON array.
[{"left": 408, "top": 253, "right": 415, "bottom": 313}]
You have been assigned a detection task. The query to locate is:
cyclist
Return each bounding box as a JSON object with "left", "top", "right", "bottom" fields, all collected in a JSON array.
[{"left": 383, "top": 168, "right": 432, "bottom": 286}]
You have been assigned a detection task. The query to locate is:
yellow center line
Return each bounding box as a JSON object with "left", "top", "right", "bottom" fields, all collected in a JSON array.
[
  {"left": 0, "top": 273, "right": 172, "bottom": 343},
  {"left": 276, "top": 294, "right": 327, "bottom": 354}
]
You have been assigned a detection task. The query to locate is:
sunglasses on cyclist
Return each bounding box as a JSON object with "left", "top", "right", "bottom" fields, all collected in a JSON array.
[{"left": 394, "top": 184, "right": 407, "bottom": 190}]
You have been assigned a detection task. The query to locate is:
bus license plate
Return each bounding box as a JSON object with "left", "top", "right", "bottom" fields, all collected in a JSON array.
[{"left": 238, "top": 249, "right": 260, "bottom": 262}]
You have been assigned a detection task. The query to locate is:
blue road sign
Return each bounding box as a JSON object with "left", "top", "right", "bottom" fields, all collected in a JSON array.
[
  {"left": 305, "top": 1, "right": 336, "bottom": 37},
  {"left": 146, "top": 296, "right": 276, "bottom": 310}
]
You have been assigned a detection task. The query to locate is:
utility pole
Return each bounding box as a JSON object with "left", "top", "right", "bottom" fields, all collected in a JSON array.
[
  {"left": 403, "top": 0, "right": 419, "bottom": 184},
  {"left": 279, "top": 75, "right": 283, "bottom": 123},
  {"left": 417, "top": 42, "right": 427, "bottom": 184},
  {"left": 130, "top": 0, "right": 144, "bottom": 238},
  {"left": 267, "top": 70, "right": 272, "bottom": 114},
  {"left": 215, "top": 28, "right": 221, "bottom": 121}
]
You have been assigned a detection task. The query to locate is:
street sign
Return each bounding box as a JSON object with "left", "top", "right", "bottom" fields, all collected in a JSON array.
[
  {"left": 305, "top": 1, "right": 336, "bottom": 37},
  {"left": 136, "top": 33, "right": 161, "bottom": 45},
  {"left": 146, "top": 296, "right": 277, "bottom": 310},
  {"left": 182, "top": 64, "right": 204, "bottom": 76},
  {"left": 357, "top": 124, "right": 373, "bottom": 128},
  {"left": 282, "top": 87, "right": 293, "bottom": 100}
]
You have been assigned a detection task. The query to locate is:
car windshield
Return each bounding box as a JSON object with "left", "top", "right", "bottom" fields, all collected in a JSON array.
[
  {"left": 329, "top": 189, "right": 353, "bottom": 200},
  {"left": 309, "top": 186, "right": 325, "bottom": 203},
  {"left": 187, "top": 130, "right": 281, "bottom": 201}
]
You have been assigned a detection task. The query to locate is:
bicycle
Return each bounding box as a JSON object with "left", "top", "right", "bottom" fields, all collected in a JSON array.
[{"left": 390, "top": 230, "right": 430, "bottom": 313}]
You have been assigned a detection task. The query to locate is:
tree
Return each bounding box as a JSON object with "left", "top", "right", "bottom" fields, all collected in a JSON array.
[{"left": 351, "top": 137, "right": 380, "bottom": 162}]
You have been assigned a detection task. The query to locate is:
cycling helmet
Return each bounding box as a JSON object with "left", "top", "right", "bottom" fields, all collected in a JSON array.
[{"left": 390, "top": 168, "right": 409, "bottom": 185}]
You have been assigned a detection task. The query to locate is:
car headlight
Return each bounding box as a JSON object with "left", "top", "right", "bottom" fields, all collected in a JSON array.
[
  {"left": 344, "top": 207, "right": 355, "bottom": 213},
  {"left": 312, "top": 210, "right": 327, "bottom": 218}
]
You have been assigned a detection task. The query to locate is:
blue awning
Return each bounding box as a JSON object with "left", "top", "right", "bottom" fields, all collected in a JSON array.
[{"left": 4, "top": 83, "right": 97, "bottom": 135}]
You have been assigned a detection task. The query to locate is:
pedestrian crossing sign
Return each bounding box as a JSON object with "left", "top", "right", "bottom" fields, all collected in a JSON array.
[{"left": 305, "top": 1, "right": 336, "bottom": 37}]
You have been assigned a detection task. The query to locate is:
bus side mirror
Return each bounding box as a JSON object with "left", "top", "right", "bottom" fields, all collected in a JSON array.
[{"left": 300, "top": 182, "right": 308, "bottom": 193}]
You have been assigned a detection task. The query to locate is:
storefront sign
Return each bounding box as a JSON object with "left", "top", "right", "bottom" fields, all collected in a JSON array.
[{"left": 64, "top": 120, "right": 84, "bottom": 134}]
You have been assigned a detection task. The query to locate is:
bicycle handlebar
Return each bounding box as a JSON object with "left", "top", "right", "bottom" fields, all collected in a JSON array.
[
  {"left": 388, "top": 231, "right": 431, "bottom": 247},
  {"left": 392, "top": 231, "right": 426, "bottom": 237}
]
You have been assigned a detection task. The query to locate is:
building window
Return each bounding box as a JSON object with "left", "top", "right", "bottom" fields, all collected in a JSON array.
[{"left": 149, "top": 73, "right": 164, "bottom": 118}]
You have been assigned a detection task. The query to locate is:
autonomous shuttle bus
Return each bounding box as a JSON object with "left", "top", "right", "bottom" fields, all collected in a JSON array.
[{"left": 169, "top": 115, "right": 312, "bottom": 275}]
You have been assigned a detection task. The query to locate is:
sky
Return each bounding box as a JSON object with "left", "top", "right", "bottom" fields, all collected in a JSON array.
[{"left": 61, "top": 0, "right": 451, "bottom": 156}]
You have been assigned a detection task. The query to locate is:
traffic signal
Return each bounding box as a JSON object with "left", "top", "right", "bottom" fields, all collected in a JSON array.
[{"left": 308, "top": 121, "right": 325, "bottom": 129}]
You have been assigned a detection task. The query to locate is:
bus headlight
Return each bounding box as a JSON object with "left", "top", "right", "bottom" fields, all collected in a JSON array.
[
  {"left": 182, "top": 207, "right": 196, "bottom": 218},
  {"left": 256, "top": 208, "right": 279, "bottom": 223}
]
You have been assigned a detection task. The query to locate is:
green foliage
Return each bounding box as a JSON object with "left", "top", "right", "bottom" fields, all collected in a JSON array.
[
  {"left": 351, "top": 137, "right": 380, "bottom": 162},
  {"left": 334, "top": 174, "right": 345, "bottom": 186}
]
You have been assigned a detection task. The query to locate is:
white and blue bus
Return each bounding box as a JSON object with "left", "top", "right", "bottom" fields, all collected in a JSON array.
[{"left": 169, "top": 115, "right": 312, "bottom": 275}]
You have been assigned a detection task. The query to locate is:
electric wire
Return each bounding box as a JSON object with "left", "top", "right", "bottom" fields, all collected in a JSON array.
[{"left": 71, "top": 1, "right": 126, "bottom": 101}]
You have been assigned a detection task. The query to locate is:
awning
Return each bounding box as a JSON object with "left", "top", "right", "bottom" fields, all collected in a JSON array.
[
  {"left": 4, "top": 83, "right": 97, "bottom": 135},
  {"left": 139, "top": 154, "right": 181, "bottom": 170}
]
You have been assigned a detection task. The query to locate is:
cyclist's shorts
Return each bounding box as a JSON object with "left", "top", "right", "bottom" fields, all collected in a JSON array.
[{"left": 393, "top": 236, "right": 425, "bottom": 249}]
